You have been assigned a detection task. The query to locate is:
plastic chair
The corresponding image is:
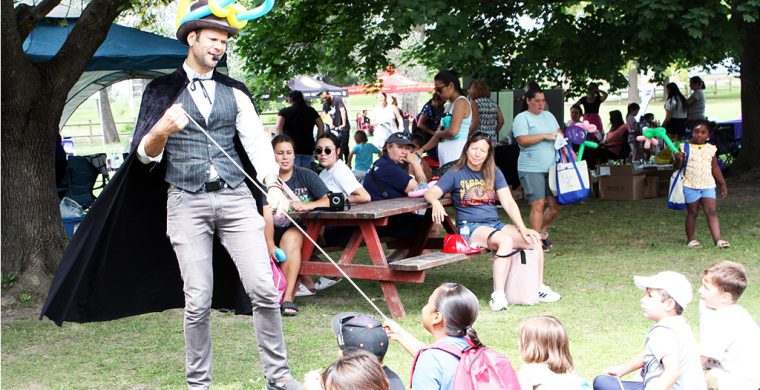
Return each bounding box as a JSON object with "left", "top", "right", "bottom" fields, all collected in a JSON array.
[{"left": 712, "top": 123, "right": 741, "bottom": 168}]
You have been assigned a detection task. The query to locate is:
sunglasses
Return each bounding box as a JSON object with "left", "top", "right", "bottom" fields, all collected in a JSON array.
[
  {"left": 434, "top": 85, "right": 445, "bottom": 93},
  {"left": 314, "top": 147, "right": 333, "bottom": 156}
]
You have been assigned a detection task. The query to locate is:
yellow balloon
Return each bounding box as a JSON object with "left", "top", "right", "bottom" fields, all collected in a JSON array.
[
  {"left": 226, "top": 3, "right": 248, "bottom": 29},
  {"left": 208, "top": 0, "right": 231, "bottom": 17},
  {"left": 176, "top": 0, "right": 192, "bottom": 28}
]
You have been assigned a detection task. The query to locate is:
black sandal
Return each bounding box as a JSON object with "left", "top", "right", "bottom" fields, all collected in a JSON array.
[{"left": 280, "top": 301, "right": 298, "bottom": 317}]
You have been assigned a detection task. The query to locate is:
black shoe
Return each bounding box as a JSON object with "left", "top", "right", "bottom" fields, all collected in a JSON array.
[{"left": 542, "top": 238, "right": 553, "bottom": 251}]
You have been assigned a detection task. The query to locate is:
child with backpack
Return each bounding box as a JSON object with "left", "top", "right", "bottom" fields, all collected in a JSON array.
[
  {"left": 518, "top": 315, "right": 590, "bottom": 389},
  {"left": 383, "top": 283, "right": 520, "bottom": 389}
]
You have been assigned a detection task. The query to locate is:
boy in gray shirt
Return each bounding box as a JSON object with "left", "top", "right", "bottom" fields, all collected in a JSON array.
[{"left": 593, "top": 271, "right": 707, "bottom": 390}]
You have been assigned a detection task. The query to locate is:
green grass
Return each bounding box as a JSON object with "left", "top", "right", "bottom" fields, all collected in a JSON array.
[{"left": 3, "top": 179, "right": 759, "bottom": 389}]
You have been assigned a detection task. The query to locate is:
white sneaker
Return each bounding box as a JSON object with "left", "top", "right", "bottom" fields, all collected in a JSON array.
[
  {"left": 295, "top": 283, "right": 315, "bottom": 297},
  {"left": 314, "top": 277, "right": 341, "bottom": 291},
  {"left": 538, "top": 284, "right": 561, "bottom": 302},
  {"left": 489, "top": 292, "right": 509, "bottom": 311}
]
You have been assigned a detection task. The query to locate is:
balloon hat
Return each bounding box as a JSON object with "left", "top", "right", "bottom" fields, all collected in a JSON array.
[{"left": 176, "top": 0, "right": 275, "bottom": 44}]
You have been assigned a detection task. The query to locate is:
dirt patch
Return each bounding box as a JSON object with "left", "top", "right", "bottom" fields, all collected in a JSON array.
[{"left": 1, "top": 303, "right": 43, "bottom": 321}]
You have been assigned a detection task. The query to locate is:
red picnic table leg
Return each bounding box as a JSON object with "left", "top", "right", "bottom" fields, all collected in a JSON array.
[
  {"left": 359, "top": 221, "right": 406, "bottom": 318},
  {"left": 299, "top": 220, "right": 324, "bottom": 263}
]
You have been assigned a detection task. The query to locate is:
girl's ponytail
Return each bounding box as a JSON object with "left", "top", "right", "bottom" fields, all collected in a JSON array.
[{"left": 466, "top": 326, "right": 484, "bottom": 348}]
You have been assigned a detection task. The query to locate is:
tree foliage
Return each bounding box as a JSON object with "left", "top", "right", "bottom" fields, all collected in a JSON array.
[{"left": 236, "top": 0, "right": 756, "bottom": 96}]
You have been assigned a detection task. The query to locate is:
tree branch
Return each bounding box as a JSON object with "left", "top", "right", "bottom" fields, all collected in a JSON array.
[
  {"left": 47, "top": 0, "right": 131, "bottom": 97},
  {"left": 15, "top": 0, "right": 63, "bottom": 41}
]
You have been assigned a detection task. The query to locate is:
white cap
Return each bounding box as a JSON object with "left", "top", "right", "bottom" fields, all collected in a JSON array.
[{"left": 634, "top": 271, "right": 693, "bottom": 310}]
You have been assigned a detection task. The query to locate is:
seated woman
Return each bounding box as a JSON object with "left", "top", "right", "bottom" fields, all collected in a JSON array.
[
  {"left": 424, "top": 133, "right": 561, "bottom": 311},
  {"left": 266, "top": 135, "right": 330, "bottom": 316},
  {"left": 363, "top": 133, "right": 428, "bottom": 245},
  {"left": 600, "top": 110, "right": 629, "bottom": 160},
  {"left": 315, "top": 133, "right": 371, "bottom": 281},
  {"left": 316, "top": 133, "right": 371, "bottom": 205}
]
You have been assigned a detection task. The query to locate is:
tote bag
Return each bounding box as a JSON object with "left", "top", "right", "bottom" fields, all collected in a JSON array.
[
  {"left": 549, "top": 145, "right": 590, "bottom": 205},
  {"left": 668, "top": 142, "right": 690, "bottom": 210}
]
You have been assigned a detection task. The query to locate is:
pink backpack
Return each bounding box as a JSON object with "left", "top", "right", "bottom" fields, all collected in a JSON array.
[{"left": 410, "top": 338, "right": 521, "bottom": 389}]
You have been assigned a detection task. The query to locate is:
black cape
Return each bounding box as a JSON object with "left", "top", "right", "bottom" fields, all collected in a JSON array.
[{"left": 41, "top": 65, "right": 262, "bottom": 325}]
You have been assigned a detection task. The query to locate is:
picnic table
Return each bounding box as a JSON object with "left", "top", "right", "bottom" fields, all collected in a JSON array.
[{"left": 291, "top": 197, "right": 475, "bottom": 318}]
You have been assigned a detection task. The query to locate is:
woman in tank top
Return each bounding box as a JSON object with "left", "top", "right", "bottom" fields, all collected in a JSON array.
[
  {"left": 574, "top": 82, "right": 608, "bottom": 141},
  {"left": 467, "top": 80, "right": 504, "bottom": 143},
  {"left": 418, "top": 70, "right": 472, "bottom": 166}
]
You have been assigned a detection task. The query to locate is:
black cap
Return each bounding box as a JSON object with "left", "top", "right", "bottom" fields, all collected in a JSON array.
[
  {"left": 331, "top": 312, "right": 389, "bottom": 361},
  {"left": 385, "top": 132, "right": 413, "bottom": 147}
]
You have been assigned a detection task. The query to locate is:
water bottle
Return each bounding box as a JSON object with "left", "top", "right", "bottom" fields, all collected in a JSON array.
[
  {"left": 459, "top": 221, "right": 469, "bottom": 237},
  {"left": 112, "top": 153, "right": 121, "bottom": 169}
]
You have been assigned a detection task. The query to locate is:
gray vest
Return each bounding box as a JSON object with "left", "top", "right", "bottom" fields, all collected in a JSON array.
[{"left": 165, "top": 83, "right": 246, "bottom": 192}]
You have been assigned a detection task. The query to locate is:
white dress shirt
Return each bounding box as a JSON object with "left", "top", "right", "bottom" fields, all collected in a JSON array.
[{"left": 137, "top": 62, "right": 278, "bottom": 184}]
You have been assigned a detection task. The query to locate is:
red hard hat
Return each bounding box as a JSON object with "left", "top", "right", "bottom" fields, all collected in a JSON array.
[{"left": 442, "top": 234, "right": 481, "bottom": 255}]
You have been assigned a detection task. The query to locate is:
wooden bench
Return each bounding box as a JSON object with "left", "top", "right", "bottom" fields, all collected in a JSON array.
[{"left": 389, "top": 251, "right": 477, "bottom": 271}]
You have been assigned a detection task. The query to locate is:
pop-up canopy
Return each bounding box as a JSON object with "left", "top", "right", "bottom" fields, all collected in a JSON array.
[
  {"left": 287, "top": 75, "right": 348, "bottom": 99},
  {"left": 345, "top": 70, "right": 434, "bottom": 95},
  {"left": 23, "top": 18, "right": 225, "bottom": 128}
]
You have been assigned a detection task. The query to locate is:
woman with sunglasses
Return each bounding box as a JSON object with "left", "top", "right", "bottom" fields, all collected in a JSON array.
[
  {"left": 424, "top": 133, "right": 560, "bottom": 312},
  {"left": 418, "top": 70, "right": 472, "bottom": 167},
  {"left": 267, "top": 135, "right": 331, "bottom": 315},
  {"left": 312, "top": 133, "right": 371, "bottom": 291},
  {"left": 315, "top": 133, "right": 371, "bottom": 205}
]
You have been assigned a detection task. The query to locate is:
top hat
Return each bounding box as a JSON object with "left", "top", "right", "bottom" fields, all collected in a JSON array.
[{"left": 177, "top": 0, "right": 240, "bottom": 45}]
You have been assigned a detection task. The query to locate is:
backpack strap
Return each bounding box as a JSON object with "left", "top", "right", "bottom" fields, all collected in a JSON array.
[{"left": 409, "top": 340, "right": 464, "bottom": 387}]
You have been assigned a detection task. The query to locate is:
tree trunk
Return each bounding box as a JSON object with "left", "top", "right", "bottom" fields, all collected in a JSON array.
[
  {"left": 628, "top": 63, "right": 639, "bottom": 103},
  {"left": 734, "top": 18, "right": 760, "bottom": 172},
  {"left": 1, "top": 0, "right": 129, "bottom": 300},
  {"left": 1, "top": 49, "right": 68, "bottom": 301},
  {"left": 100, "top": 88, "right": 120, "bottom": 144}
]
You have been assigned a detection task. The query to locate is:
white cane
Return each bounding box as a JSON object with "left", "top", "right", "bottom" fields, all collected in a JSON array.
[{"left": 180, "top": 109, "right": 390, "bottom": 321}]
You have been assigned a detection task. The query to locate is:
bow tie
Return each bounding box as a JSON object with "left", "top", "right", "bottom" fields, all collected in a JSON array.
[{"left": 189, "top": 78, "right": 212, "bottom": 106}]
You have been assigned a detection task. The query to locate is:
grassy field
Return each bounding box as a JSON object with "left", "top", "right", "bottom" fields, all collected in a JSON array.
[{"left": 2, "top": 178, "right": 759, "bottom": 389}]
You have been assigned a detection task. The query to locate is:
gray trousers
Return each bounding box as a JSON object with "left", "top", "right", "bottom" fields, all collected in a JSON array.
[{"left": 166, "top": 185, "right": 291, "bottom": 389}]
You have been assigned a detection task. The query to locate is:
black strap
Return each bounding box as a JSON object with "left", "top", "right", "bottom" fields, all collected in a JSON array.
[
  {"left": 494, "top": 249, "right": 523, "bottom": 259},
  {"left": 367, "top": 160, "right": 389, "bottom": 199},
  {"left": 189, "top": 78, "right": 212, "bottom": 106}
]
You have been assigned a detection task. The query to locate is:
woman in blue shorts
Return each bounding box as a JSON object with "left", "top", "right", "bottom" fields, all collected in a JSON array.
[{"left": 424, "top": 133, "right": 560, "bottom": 311}]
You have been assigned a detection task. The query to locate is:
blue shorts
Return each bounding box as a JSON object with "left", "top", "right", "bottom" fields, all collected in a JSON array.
[
  {"left": 457, "top": 220, "right": 507, "bottom": 242},
  {"left": 684, "top": 186, "right": 716, "bottom": 203}
]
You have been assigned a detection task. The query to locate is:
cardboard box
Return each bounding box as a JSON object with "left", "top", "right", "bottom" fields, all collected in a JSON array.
[
  {"left": 644, "top": 177, "right": 659, "bottom": 198},
  {"left": 642, "top": 169, "right": 675, "bottom": 197},
  {"left": 597, "top": 164, "right": 643, "bottom": 177},
  {"left": 599, "top": 175, "right": 646, "bottom": 200}
]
